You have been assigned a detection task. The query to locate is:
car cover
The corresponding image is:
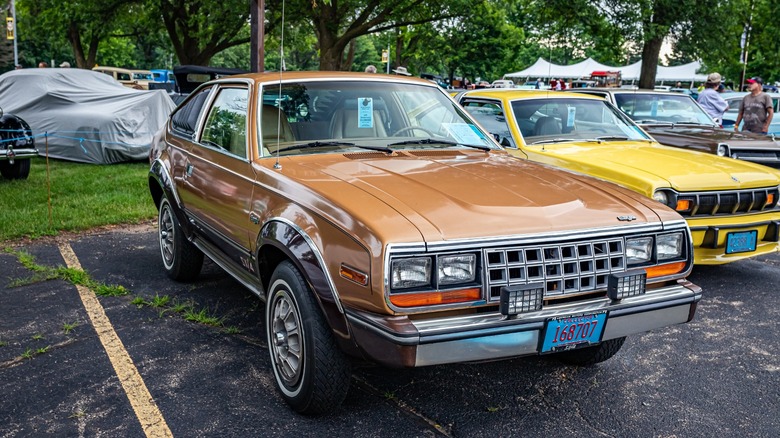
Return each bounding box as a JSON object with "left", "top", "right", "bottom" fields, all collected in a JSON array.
[{"left": 0, "top": 68, "right": 176, "bottom": 164}]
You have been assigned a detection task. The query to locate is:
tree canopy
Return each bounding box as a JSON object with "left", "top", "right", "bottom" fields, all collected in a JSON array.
[{"left": 4, "top": 0, "right": 780, "bottom": 86}]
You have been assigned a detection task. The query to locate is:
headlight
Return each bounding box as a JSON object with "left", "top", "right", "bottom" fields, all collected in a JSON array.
[
  {"left": 652, "top": 190, "right": 669, "bottom": 205},
  {"left": 717, "top": 143, "right": 729, "bottom": 157},
  {"left": 657, "top": 232, "right": 683, "bottom": 260},
  {"left": 391, "top": 258, "right": 431, "bottom": 289},
  {"left": 438, "top": 254, "right": 476, "bottom": 285},
  {"left": 626, "top": 236, "right": 653, "bottom": 265}
]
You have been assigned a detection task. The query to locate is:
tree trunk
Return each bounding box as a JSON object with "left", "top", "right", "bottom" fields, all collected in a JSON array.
[{"left": 638, "top": 36, "right": 664, "bottom": 89}]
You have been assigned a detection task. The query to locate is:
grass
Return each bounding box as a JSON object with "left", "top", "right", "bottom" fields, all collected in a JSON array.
[{"left": 0, "top": 157, "right": 155, "bottom": 241}]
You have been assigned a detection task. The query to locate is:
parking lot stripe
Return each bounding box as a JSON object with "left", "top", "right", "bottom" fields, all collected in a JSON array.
[{"left": 58, "top": 242, "right": 173, "bottom": 438}]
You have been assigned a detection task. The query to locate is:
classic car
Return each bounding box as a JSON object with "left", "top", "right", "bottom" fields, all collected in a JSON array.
[
  {"left": 565, "top": 88, "right": 780, "bottom": 165},
  {"left": 149, "top": 72, "right": 701, "bottom": 414},
  {"left": 92, "top": 66, "right": 152, "bottom": 89},
  {"left": 721, "top": 92, "right": 780, "bottom": 136},
  {"left": 0, "top": 68, "right": 175, "bottom": 164},
  {"left": 0, "top": 106, "right": 36, "bottom": 179},
  {"left": 456, "top": 89, "right": 780, "bottom": 265}
]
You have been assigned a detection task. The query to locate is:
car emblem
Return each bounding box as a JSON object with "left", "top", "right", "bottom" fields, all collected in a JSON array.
[
  {"left": 617, "top": 215, "right": 637, "bottom": 221},
  {"left": 731, "top": 175, "right": 740, "bottom": 183}
]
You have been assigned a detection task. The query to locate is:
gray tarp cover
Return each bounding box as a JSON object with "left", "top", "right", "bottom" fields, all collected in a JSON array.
[{"left": 0, "top": 68, "right": 175, "bottom": 164}]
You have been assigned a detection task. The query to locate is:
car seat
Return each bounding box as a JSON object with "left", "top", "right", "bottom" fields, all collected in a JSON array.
[
  {"left": 533, "top": 117, "right": 561, "bottom": 136},
  {"left": 261, "top": 105, "right": 295, "bottom": 153},
  {"left": 330, "top": 99, "right": 387, "bottom": 138}
]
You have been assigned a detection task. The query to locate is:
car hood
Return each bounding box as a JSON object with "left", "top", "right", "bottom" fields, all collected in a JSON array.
[
  {"left": 527, "top": 141, "right": 780, "bottom": 192},
  {"left": 265, "top": 151, "right": 669, "bottom": 243},
  {"left": 645, "top": 125, "right": 780, "bottom": 150}
]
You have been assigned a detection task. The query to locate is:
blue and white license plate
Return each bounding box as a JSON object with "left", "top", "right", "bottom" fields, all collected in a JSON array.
[
  {"left": 726, "top": 230, "right": 757, "bottom": 254},
  {"left": 540, "top": 312, "right": 607, "bottom": 353}
]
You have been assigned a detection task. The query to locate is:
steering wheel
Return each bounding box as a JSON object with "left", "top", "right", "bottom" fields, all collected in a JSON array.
[{"left": 391, "top": 126, "right": 437, "bottom": 137}]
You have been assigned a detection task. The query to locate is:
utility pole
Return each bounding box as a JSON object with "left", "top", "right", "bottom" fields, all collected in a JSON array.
[
  {"left": 250, "top": 0, "right": 265, "bottom": 73},
  {"left": 739, "top": 1, "right": 754, "bottom": 91},
  {"left": 9, "top": 0, "right": 18, "bottom": 67}
]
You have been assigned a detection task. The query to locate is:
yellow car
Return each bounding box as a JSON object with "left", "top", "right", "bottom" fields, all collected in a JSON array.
[{"left": 455, "top": 89, "right": 780, "bottom": 265}]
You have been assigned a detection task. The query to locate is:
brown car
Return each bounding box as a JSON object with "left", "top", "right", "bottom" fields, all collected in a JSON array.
[
  {"left": 148, "top": 72, "right": 701, "bottom": 414},
  {"left": 566, "top": 88, "right": 780, "bottom": 165}
]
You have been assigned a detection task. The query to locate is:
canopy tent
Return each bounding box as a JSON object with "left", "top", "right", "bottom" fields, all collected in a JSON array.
[{"left": 504, "top": 58, "right": 708, "bottom": 83}]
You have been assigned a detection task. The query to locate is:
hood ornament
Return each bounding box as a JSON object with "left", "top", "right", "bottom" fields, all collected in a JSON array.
[{"left": 617, "top": 215, "right": 637, "bottom": 222}]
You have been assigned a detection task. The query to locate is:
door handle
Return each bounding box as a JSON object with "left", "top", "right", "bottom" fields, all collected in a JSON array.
[{"left": 185, "top": 163, "right": 194, "bottom": 177}]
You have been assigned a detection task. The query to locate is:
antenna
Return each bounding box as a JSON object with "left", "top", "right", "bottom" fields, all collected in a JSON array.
[{"left": 273, "top": 0, "right": 286, "bottom": 170}]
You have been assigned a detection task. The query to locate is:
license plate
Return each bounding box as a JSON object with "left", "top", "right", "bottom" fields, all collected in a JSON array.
[
  {"left": 540, "top": 312, "right": 607, "bottom": 353},
  {"left": 726, "top": 230, "right": 757, "bottom": 254}
]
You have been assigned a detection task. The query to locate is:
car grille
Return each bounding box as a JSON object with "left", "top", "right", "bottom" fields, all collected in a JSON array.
[
  {"left": 677, "top": 187, "right": 779, "bottom": 217},
  {"left": 484, "top": 238, "right": 626, "bottom": 300}
]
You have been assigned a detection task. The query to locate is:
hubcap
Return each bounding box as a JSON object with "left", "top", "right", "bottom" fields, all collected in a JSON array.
[
  {"left": 271, "top": 292, "right": 303, "bottom": 387},
  {"left": 158, "top": 204, "right": 175, "bottom": 268}
]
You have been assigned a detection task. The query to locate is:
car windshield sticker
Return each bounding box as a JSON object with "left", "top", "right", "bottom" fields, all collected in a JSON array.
[
  {"left": 567, "top": 106, "right": 576, "bottom": 128},
  {"left": 358, "top": 97, "right": 373, "bottom": 128},
  {"left": 650, "top": 100, "right": 658, "bottom": 118},
  {"left": 443, "top": 123, "right": 486, "bottom": 144}
]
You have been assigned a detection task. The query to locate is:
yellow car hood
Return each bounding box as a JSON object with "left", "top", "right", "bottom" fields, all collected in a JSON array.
[{"left": 528, "top": 141, "right": 780, "bottom": 192}]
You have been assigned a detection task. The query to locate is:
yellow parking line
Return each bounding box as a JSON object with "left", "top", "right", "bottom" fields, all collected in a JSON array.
[{"left": 58, "top": 243, "right": 173, "bottom": 438}]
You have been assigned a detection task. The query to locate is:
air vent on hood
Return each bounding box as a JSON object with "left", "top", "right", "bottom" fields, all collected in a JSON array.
[{"left": 343, "top": 151, "right": 405, "bottom": 160}]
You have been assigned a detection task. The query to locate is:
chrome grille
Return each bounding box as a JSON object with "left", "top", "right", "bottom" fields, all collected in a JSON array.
[
  {"left": 678, "top": 188, "right": 778, "bottom": 216},
  {"left": 485, "top": 238, "right": 626, "bottom": 300}
]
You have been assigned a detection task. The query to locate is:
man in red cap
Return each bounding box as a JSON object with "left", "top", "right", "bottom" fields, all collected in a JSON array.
[{"left": 735, "top": 76, "right": 773, "bottom": 134}]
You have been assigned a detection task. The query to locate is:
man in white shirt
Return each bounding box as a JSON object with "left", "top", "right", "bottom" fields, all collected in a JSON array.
[{"left": 697, "top": 73, "right": 728, "bottom": 124}]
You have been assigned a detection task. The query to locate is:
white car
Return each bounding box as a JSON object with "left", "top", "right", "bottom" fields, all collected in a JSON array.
[{"left": 491, "top": 79, "right": 515, "bottom": 88}]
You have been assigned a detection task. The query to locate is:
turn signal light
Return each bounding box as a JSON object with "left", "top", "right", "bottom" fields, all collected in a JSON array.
[
  {"left": 389, "top": 288, "right": 481, "bottom": 307},
  {"left": 767, "top": 193, "right": 775, "bottom": 206},
  {"left": 675, "top": 199, "right": 691, "bottom": 212},
  {"left": 646, "top": 261, "right": 687, "bottom": 278}
]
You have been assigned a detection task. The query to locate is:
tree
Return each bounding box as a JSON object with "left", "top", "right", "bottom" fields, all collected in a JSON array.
[{"left": 278, "top": 0, "right": 472, "bottom": 71}]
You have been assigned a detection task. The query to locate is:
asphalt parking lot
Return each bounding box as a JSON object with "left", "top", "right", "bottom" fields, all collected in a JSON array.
[{"left": 1, "top": 224, "right": 779, "bottom": 437}]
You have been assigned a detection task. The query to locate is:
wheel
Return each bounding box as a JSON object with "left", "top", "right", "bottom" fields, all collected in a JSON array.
[
  {"left": 266, "top": 260, "right": 350, "bottom": 415},
  {"left": 554, "top": 337, "right": 626, "bottom": 366},
  {"left": 0, "top": 159, "right": 30, "bottom": 180},
  {"left": 157, "top": 197, "right": 203, "bottom": 281},
  {"left": 391, "top": 126, "right": 437, "bottom": 137}
]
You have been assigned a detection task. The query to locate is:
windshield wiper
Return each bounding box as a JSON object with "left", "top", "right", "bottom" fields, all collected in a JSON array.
[
  {"left": 530, "top": 138, "right": 575, "bottom": 145},
  {"left": 276, "top": 141, "right": 392, "bottom": 154},
  {"left": 387, "top": 138, "right": 491, "bottom": 151},
  {"left": 594, "top": 135, "right": 629, "bottom": 142},
  {"left": 635, "top": 120, "right": 673, "bottom": 126}
]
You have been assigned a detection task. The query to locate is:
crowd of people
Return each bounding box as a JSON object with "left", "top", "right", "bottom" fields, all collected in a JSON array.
[{"left": 697, "top": 72, "right": 773, "bottom": 134}]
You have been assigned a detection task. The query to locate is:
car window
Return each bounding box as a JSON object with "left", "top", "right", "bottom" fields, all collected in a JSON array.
[
  {"left": 727, "top": 98, "right": 741, "bottom": 111},
  {"left": 461, "top": 101, "right": 516, "bottom": 147},
  {"left": 171, "top": 86, "right": 213, "bottom": 138},
  {"left": 614, "top": 94, "right": 714, "bottom": 125},
  {"left": 259, "top": 80, "right": 497, "bottom": 156},
  {"left": 200, "top": 87, "right": 249, "bottom": 158},
  {"left": 510, "top": 98, "right": 651, "bottom": 144}
]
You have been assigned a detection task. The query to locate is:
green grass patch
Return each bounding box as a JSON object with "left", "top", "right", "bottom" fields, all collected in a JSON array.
[
  {"left": 62, "top": 321, "right": 79, "bottom": 335},
  {"left": 184, "top": 307, "right": 224, "bottom": 327},
  {"left": 0, "top": 157, "right": 155, "bottom": 241}
]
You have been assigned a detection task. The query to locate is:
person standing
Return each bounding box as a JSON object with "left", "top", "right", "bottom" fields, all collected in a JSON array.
[
  {"left": 735, "top": 76, "right": 773, "bottom": 134},
  {"left": 697, "top": 73, "right": 728, "bottom": 124}
]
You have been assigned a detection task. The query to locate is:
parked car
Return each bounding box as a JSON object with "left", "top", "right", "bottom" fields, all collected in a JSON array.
[
  {"left": 721, "top": 92, "right": 780, "bottom": 136},
  {"left": 92, "top": 66, "right": 152, "bottom": 89},
  {"left": 456, "top": 89, "right": 780, "bottom": 265},
  {"left": 475, "top": 80, "right": 491, "bottom": 88},
  {"left": 0, "top": 106, "right": 37, "bottom": 179},
  {"left": 669, "top": 87, "right": 699, "bottom": 100},
  {"left": 149, "top": 71, "right": 701, "bottom": 414},
  {"left": 151, "top": 69, "right": 175, "bottom": 83},
  {"left": 565, "top": 88, "right": 780, "bottom": 165},
  {"left": 491, "top": 79, "right": 515, "bottom": 88},
  {"left": 0, "top": 68, "right": 175, "bottom": 164}
]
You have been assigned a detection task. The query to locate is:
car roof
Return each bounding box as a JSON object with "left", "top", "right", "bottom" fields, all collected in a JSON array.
[{"left": 458, "top": 89, "right": 605, "bottom": 100}]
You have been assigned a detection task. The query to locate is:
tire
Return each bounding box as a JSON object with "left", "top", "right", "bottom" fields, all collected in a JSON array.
[
  {"left": 266, "top": 260, "right": 351, "bottom": 415},
  {"left": 157, "top": 197, "right": 203, "bottom": 281},
  {"left": 0, "top": 159, "right": 30, "bottom": 180},
  {"left": 555, "top": 337, "right": 626, "bottom": 366}
]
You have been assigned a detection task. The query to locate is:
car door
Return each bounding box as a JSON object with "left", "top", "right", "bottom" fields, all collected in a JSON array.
[{"left": 179, "top": 83, "right": 257, "bottom": 263}]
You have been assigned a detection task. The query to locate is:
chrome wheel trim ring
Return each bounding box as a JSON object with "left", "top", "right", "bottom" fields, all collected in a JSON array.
[
  {"left": 158, "top": 202, "right": 175, "bottom": 270},
  {"left": 270, "top": 288, "right": 304, "bottom": 389}
]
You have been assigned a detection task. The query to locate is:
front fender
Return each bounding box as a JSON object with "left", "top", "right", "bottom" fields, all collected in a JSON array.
[{"left": 257, "top": 218, "right": 353, "bottom": 344}]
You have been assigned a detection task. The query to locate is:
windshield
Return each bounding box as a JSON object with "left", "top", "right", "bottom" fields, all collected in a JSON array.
[
  {"left": 259, "top": 80, "right": 497, "bottom": 157},
  {"left": 614, "top": 93, "right": 716, "bottom": 125},
  {"left": 510, "top": 98, "right": 652, "bottom": 144}
]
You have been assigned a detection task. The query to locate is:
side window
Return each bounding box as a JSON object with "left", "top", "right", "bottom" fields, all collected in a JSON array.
[
  {"left": 171, "top": 86, "right": 213, "bottom": 138},
  {"left": 462, "top": 100, "right": 515, "bottom": 147},
  {"left": 201, "top": 87, "right": 249, "bottom": 159},
  {"left": 727, "top": 99, "right": 741, "bottom": 111}
]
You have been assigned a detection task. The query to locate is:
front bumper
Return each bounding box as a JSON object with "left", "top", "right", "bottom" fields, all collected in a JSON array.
[
  {"left": 345, "top": 279, "right": 701, "bottom": 367},
  {"left": 688, "top": 214, "right": 780, "bottom": 265},
  {"left": 0, "top": 147, "right": 38, "bottom": 162}
]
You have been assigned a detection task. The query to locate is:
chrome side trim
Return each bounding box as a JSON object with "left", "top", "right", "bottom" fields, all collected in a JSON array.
[{"left": 265, "top": 216, "right": 344, "bottom": 314}]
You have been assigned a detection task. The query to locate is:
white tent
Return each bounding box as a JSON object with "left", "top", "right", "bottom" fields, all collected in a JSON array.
[{"left": 504, "top": 58, "right": 708, "bottom": 83}]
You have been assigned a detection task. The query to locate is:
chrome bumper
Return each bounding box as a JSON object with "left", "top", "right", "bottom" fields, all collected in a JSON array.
[
  {"left": 0, "top": 147, "right": 38, "bottom": 161},
  {"left": 345, "top": 280, "right": 701, "bottom": 367}
]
